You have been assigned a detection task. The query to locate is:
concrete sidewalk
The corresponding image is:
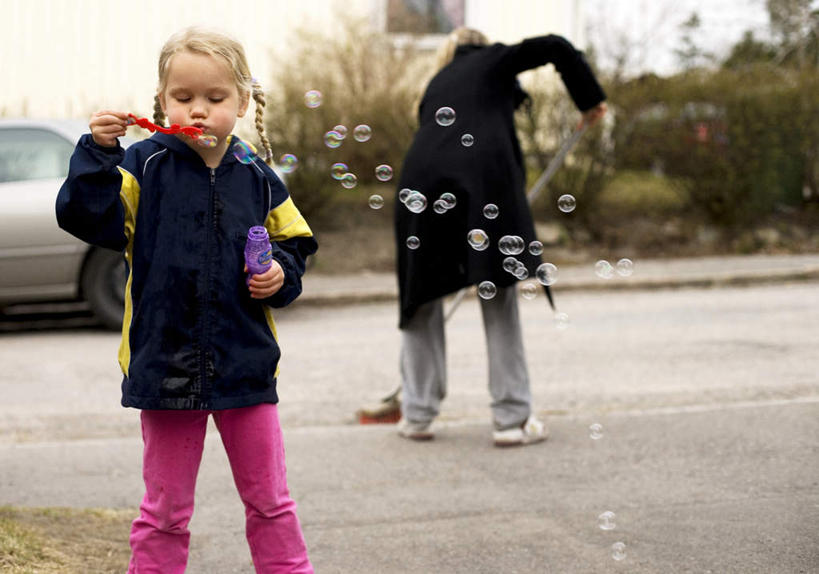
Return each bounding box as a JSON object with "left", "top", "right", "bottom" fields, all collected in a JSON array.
[{"left": 299, "top": 253, "right": 819, "bottom": 306}]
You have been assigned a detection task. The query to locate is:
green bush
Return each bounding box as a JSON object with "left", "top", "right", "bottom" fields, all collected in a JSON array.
[
  {"left": 609, "top": 66, "right": 819, "bottom": 227},
  {"left": 263, "top": 18, "right": 426, "bottom": 229}
]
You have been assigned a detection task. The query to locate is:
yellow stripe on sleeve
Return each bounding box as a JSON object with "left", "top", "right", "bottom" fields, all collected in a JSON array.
[
  {"left": 264, "top": 196, "right": 313, "bottom": 241},
  {"left": 117, "top": 167, "right": 140, "bottom": 376}
]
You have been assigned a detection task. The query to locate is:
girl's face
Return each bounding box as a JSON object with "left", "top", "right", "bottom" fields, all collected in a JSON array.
[{"left": 159, "top": 50, "right": 248, "bottom": 164}]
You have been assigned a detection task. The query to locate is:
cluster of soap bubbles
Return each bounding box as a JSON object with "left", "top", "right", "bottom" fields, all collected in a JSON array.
[
  {"left": 432, "top": 192, "right": 457, "bottom": 214},
  {"left": 498, "top": 235, "right": 526, "bottom": 256},
  {"left": 399, "top": 190, "right": 428, "bottom": 214},
  {"left": 594, "top": 258, "right": 634, "bottom": 279}
]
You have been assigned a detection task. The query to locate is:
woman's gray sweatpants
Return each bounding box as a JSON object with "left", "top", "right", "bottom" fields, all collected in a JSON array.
[{"left": 399, "top": 285, "right": 532, "bottom": 430}]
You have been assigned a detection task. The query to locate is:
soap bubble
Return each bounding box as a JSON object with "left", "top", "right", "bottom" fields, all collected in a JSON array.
[
  {"left": 467, "top": 229, "right": 489, "bottom": 251},
  {"left": 502, "top": 257, "right": 519, "bottom": 273},
  {"left": 483, "top": 203, "right": 499, "bottom": 219},
  {"left": 528, "top": 240, "right": 543, "bottom": 256},
  {"left": 340, "top": 173, "right": 358, "bottom": 189},
  {"left": 461, "top": 133, "right": 474, "bottom": 147},
  {"left": 536, "top": 262, "right": 558, "bottom": 286},
  {"left": 398, "top": 188, "right": 412, "bottom": 203},
  {"left": 598, "top": 511, "right": 616, "bottom": 530},
  {"left": 232, "top": 141, "right": 254, "bottom": 164},
  {"left": 498, "top": 235, "right": 524, "bottom": 255},
  {"left": 196, "top": 134, "right": 218, "bottom": 148},
  {"left": 278, "top": 153, "right": 298, "bottom": 173},
  {"left": 589, "top": 423, "right": 603, "bottom": 440},
  {"left": 611, "top": 542, "right": 627, "bottom": 561},
  {"left": 616, "top": 258, "right": 634, "bottom": 277},
  {"left": 435, "top": 106, "right": 456, "bottom": 126},
  {"left": 331, "top": 162, "right": 348, "bottom": 180},
  {"left": 554, "top": 312, "right": 570, "bottom": 330},
  {"left": 595, "top": 260, "right": 614, "bottom": 279},
  {"left": 368, "top": 194, "right": 384, "bottom": 209},
  {"left": 508, "top": 236, "right": 525, "bottom": 255},
  {"left": 333, "top": 125, "right": 348, "bottom": 139},
  {"left": 324, "top": 130, "right": 343, "bottom": 149},
  {"left": 406, "top": 236, "right": 421, "bottom": 250},
  {"left": 375, "top": 164, "right": 393, "bottom": 182},
  {"left": 406, "top": 191, "right": 428, "bottom": 213},
  {"left": 353, "top": 124, "right": 372, "bottom": 142},
  {"left": 513, "top": 265, "right": 529, "bottom": 280},
  {"left": 439, "top": 192, "right": 457, "bottom": 209},
  {"left": 433, "top": 199, "right": 448, "bottom": 214},
  {"left": 557, "top": 193, "right": 576, "bottom": 213},
  {"left": 477, "top": 280, "right": 497, "bottom": 300},
  {"left": 520, "top": 282, "right": 538, "bottom": 300},
  {"left": 304, "top": 90, "right": 322, "bottom": 108}
]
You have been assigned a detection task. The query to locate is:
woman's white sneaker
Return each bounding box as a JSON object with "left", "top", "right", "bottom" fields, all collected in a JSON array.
[
  {"left": 397, "top": 418, "right": 435, "bottom": 441},
  {"left": 493, "top": 416, "right": 548, "bottom": 447}
]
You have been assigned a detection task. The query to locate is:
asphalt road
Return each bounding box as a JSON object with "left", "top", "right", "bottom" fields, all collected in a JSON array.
[{"left": 1, "top": 280, "right": 818, "bottom": 572}]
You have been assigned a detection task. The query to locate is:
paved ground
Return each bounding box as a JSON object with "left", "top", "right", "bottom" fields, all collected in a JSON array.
[{"left": 1, "top": 253, "right": 818, "bottom": 573}]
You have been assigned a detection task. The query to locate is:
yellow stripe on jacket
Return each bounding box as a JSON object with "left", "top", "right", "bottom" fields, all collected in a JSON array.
[
  {"left": 264, "top": 196, "right": 314, "bottom": 241},
  {"left": 262, "top": 196, "right": 313, "bottom": 377},
  {"left": 117, "top": 167, "right": 140, "bottom": 377}
]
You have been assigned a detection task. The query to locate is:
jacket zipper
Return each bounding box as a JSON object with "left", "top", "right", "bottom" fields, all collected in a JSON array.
[{"left": 199, "top": 168, "right": 217, "bottom": 405}]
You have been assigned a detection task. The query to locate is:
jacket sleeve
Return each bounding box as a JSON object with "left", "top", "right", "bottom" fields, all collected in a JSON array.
[
  {"left": 499, "top": 35, "right": 607, "bottom": 112},
  {"left": 55, "top": 134, "right": 128, "bottom": 251},
  {"left": 260, "top": 186, "right": 318, "bottom": 308}
]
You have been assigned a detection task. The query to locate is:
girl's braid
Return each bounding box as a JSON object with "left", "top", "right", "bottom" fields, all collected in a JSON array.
[
  {"left": 152, "top": 94, "right": 166, "bottom": 127},
  {"left": 252, "top": 79, "right": 273, "bottom": 165}
]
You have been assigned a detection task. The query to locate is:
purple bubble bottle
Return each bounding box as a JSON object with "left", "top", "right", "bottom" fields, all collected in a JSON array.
[{"left": 244, "top": 226, "right": 273, "bottom": 284}]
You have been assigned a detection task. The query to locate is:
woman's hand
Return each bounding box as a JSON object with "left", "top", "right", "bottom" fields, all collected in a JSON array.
[
  {"left": 90, "top": 110, "right": 129, "bottom": 147},
  {"left": 246, "top": 260, "right": 284, "bottom": 299},
  {"left": 579, "top": 102, "right": 607, "bottom": 129}
]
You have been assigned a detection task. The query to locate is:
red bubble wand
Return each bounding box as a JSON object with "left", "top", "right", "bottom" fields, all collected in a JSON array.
[{"left": 125, "top": 113, "right": 218, "bottom": 148}]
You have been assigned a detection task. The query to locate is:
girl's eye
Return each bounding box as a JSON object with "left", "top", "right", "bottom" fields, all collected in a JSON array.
[
  {"left": 209, "top": 97, "right": 225, "bottom": 103},
  {"left": 176, "top": 97, "right": 191, "bottom": 103}
]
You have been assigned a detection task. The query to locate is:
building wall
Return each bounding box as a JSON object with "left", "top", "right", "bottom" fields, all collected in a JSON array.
[{"left": 1, "top": 0, "right": 585, "bottom": 124}]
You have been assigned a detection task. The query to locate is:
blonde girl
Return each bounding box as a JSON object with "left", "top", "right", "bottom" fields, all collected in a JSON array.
[{"left": 57, "top": 27, "right": 316, "bottom": 573}]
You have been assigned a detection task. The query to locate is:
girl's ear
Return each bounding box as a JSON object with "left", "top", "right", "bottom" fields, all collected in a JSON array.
[
  {"left": 158, "top": 92, "right": 167, "bottom": 113},
  {"left": 237, "top": 92, "right": 250, "bottom": 118}
]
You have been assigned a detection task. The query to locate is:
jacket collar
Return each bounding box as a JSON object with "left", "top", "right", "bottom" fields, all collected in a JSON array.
[{"left": 150, "top": 132, "right": 247, "bottom": 167}]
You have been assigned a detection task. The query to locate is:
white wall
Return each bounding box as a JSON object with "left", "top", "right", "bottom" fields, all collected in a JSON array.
[{"left": 1, "top": 0, "right": 585, "bottom": 125}]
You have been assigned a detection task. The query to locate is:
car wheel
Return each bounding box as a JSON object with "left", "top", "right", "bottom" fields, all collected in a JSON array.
[{"left": 81, "top": 248, "right": 127, "bottom": 331}]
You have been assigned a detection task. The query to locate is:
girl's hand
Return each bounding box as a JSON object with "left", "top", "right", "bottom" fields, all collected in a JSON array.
[
  {"left": 579, "top": 102, "right": 607, "bottom": 129},
  {"left": 246, "top": 260, "right": 284, "bottom": 299},
  {"left": 90, "top": 110, "right": 129, "bottom": 147}
]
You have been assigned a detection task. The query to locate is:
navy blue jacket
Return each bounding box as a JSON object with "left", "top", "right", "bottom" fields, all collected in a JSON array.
[{"left": 57, "top": 132, "right": 318, "bottom": 410}]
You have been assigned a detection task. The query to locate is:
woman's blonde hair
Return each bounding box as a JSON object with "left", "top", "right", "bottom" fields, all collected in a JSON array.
[
  {"left": 153, "top": 27, "right": 272, "bottom": 164},
  {"left": 434, "top": 27, "right": 490, "bottom": 71}
]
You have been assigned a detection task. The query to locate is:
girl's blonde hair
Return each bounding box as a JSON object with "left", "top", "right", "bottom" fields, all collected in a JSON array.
[
  {"left": 153, "top": 27, "right": 273, "bottom": 164},
  {"left": 434, "top": 27, "right": 490, "bottom": 72}
]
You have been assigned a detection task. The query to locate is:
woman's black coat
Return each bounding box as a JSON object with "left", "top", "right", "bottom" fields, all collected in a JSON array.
[{"left": 394, "top": 35, "right": 606, "bottom": 328}]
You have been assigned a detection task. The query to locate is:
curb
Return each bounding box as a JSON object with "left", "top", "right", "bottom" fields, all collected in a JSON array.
[{"left": 298, "top": 265, "right": 819, "bottom": 307}]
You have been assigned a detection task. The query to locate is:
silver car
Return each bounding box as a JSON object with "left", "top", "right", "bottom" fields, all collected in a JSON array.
[{"left": 0, "top": 119, "right": 126, "bottom": 329}]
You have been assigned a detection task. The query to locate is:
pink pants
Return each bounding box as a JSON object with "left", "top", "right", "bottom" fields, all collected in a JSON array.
[{"left": 127, "top": 404, "right": 313, "bottom": 573}]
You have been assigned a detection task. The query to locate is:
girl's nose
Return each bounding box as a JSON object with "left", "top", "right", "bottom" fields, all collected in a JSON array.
[{"left": 190, "top": 102, "right": 207, "bottom": 118}]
